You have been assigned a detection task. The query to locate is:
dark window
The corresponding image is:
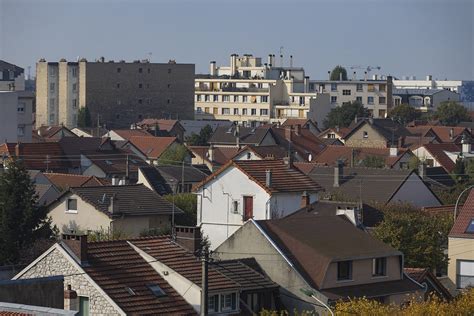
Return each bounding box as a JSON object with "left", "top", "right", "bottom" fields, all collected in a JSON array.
[
  {"left": 67, "top": 199, "right": 77, "bottom": 211},
  {"left": 343, "top": 89, "right": 351, "bottom": 95},
  {"left": 78, "top": 296, "right": 89, "bottom": 316},
  {"left": 116, "top": 114, "right": 120, "bottom": 119},
  {"left": 373, "top": 258, "right": 387, "bottom": 276},
  {"left": 138, "top": 99, "right": 143, "bottom": 104},
  {"left": 147, "top": 284, "right": 166, "bottom": 297},
  {"left": 138, "top": 68, "right": 143, "bottom": 73},
  {"left": 138, "top": 114, "right": 143, "bottom": 120},
  {"left": 167, "top": 99, "right": 171, "bottom": 104},
  {"left": 208, "top": 294, "right": 219, "bottom": 313},
  {"left": 168, "top": 68, "right": 172, "bottom": 74},
  {"left": 116, "top": 83, "right": 120, "bottom": 89},
  {"left": 337, "top": 261, "right": 352, "bottom": 280},
  {"left": 147, "top": 68, "right": 151, "bottom": 73},
  {"left": 466, "top": 219, "right": 474, "bottom": 233},
  {"left": 117, "top": 68, "right": 121, "bottom": 73},
  {"left": 167, "top": 84, "right": 171, "bottom": 88},
  {"left": 139, "top": 83, "right": 143, "bottom": 88},
  {"left": 363, "top": 131, "right": 368, "bottom": 138}
]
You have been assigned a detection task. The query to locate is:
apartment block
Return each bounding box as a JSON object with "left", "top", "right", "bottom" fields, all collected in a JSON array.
[
  {"left": 0, "top": 60, "right": 25, "bottom": 91},
  {"left": 36, "top": 58, "right": 195, "bottom": 129},
  {"left": 195, "top": 54, "right": 330, "bottom": 127},
  {"left": 310, "top": 74, "right": 393, "bottom": 118},
  {"left": 0, "top": 91, "right": 33, "bottom": 142}
]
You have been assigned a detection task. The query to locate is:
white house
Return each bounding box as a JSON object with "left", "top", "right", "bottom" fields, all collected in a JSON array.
[{"left": 193, "top": 159, "right": 322, "bottom": 249}]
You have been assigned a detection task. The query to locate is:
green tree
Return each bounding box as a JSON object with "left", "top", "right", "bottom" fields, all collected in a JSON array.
[
  {"left": 361, "top": 155, "right": 385, "bottom": 168},
  {"left": 0, "top": 159, "right": 56, "bottom": 265},
  {"left": 452, "top": 157, "right": 467, "bottom": 183},
  {"left": 323, "top": 101, "right": 369, "bottom": 129},
  {"left": 330, "top": 65, "right": 348, "bottom": 81},
  {"left": 77, "top": 107, "right": 92, "bottom": 128},
  {"left": 157, "top": 144, "right": 188, "bottom": 165},
  {"left": 388, "top": 103, "right": 420, "bottom": 125},
  {"left": 372, "top": 203, "right": 452, "bottom": 272},
  {"left": 163, "top": 193, "right": 197, "bottom": 226},
  {"left": 185, "top": 125, "right": 213, "bottom": 146},
  {"left": 434, "top": 101, "right": 469, "bottom": 126},
  {"left": 408, "top": 156, "right": 421, "bottom": 170}
]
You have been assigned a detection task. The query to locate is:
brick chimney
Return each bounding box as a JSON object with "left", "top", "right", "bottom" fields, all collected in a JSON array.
[
  {"left": 300, "top": 191, "right": 310, "bottom": 208},
  {"left": 61, "top": 234, "right": 88, "bottom": 264},
  {"left": 174, "top": 226, "right": 201, "bottom": 254},
  {"left": 64, "top": 284, "right": 78, "bottom": 311},
  {"left": 334, "top": 160, "right": 343, "bottom": 187}
]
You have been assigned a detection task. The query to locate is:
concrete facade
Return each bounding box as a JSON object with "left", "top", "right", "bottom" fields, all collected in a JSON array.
[
  {"left": 195, "top": 54, "right": 331, "bottom": 127},
  {"left": 36, "top": 58, "right": 195, "bottom": 129},
  {"left": 0, "top": 60, "right": 25, "bottom": 91},
  {"left": 0, "top": 91, "right": 33, "bottom": 143}
]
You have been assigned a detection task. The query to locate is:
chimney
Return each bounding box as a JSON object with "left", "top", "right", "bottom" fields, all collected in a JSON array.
[
  {"left": 209, "top": 61, "right": 217, "bottom": 76},
  {"left": 111, "top": 176, "right": 119, "bottom": 186},
  {"left": 449, "top": 128, "right": 454, "bottom": 140},
  {"left": 364, "top": 71, "right": 368, "bottom": 81},
  {"left": 173, "top": 226, "right": 201, "bottom": 254},
  {"left": 283, "top": 155, "right": 293, "bottom": 169},
  {"left": 418, "top": 161, "right": 427, "bottom": 180},
  {"left": 295, "top": 124, "right": 301, "bottom": 136},
  {"left": 208, "top": 145, "right": 214, "bottom": 162},
  {"left": 285, "top": 127, "right": 292, "bottom": 141},
  {"left": 61, "top": 234, "right": 88, "bottom": 264},
  {"left": 389, "top": 146, "right": 398, "bottom": 157},
  {"left": 339, "top": 72, "right": 343, "bottom": 81},
  {"left": 426, "top": 75, "right": 433, "bottom": 81},
  {"left": 304, "top": 76, "right": 309, "bottom": 93},
  {"left": 290, "top": 55, "right": 293, "bottom": 68},
  {"left": 462, "top": 134, "right": 471, "bottom": 154},
  {"left": 230, "top": 54, "right": 237, "bottom": 76},
  {"left": 108, "top": 194, "right": 117, "bottom": 213},
  {"left": 373, "top": 74, "right": 378, "bottom": 80},
  {"left": 300, "top": 191, "right": 310, "bottom": 208},
  {"left": 334, "top": 160, "right": 343, "bottom": 187},
  {"left": 64, "top": 284, "right": 78, "bottom": 311},
  {"left": 268, "top": 54, "right": 272, "bottom": 66},
  {"left": 15, "top": 142, "right": 22, "bottom": 158},
  {"left": 352, "top": 71, "right": 356, "bottom": 80},
  {"left": 265, "top": 169, "right": 272, "bottom": 188},
  {"left": 328, "top": 70, "right": 331, "bottom": 80}
]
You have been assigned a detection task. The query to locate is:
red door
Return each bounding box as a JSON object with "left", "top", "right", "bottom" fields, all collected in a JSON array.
[{"left": 243, "top": 196, "right": 253, "bottom": 221}]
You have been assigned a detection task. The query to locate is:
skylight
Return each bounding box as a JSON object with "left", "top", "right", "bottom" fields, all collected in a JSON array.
[
  {"left": 466, "top": 219, "right": 474, "bottom": 233},
  {"left": 125, "top": 286, "right": 136, "bottom": 296},
  {"left": 147, "top": 283, "right": 166, "bottom": 297},
  {"left": 105, "top": 160, "right": 113, "bottom": 165}
]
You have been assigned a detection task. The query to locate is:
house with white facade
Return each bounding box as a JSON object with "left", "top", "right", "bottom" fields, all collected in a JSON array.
[{"left": 193, "top": 159, "right": 322, "bottom": 249}]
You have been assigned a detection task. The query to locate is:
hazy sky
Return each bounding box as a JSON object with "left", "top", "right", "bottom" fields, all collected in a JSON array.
[{"left": 1, "top": 0, "right": 473, "bottom": 80}]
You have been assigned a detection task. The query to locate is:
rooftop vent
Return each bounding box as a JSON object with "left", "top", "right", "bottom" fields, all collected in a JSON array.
[{"left": 125, "top": 287, "right": 136, "bottom": 296}]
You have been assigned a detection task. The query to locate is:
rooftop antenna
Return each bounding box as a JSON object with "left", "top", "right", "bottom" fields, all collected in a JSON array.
[
  {"left": 148, "top": 52, "right": 152, "bottom": 62},
  {"left": 279, "top": 46, "right": 284, "bottom": 67},
  {"left": 27, "top": 66, "right": 31, "bottom": 80}
]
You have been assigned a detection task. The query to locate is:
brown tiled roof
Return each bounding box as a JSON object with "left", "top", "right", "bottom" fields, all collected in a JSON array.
[
  {"left": 271, "top": 128, "right": 326, "bottom": 160},
  {"left": 404, "top": 267, "right": 453, "bottom": 300},
  {"left": 83, "top": 150, "right": 148, "bottom": 178},
  {"left": 194, "top": 160, "right": 322, "bottom": 194},
  {"left": 0, "top": 312, "right": 32, "bottom": 316},
  {"left": 293, "top": 162, "right": 318, "bottom": 174},
  {"left": 318, "top": 127, "right": 351, "bottom": 138},
  {"left": 234, "top": 145, "right": 288, "bottom": 160},
  {"left": 187, "top": 146, "right": 240, "bottom": 166},
  {"left": 68, "top": 184, "right": 182, "bottom": 217},
  {"left": 36, "top": 125, "right": 76, "bottom": 139},
  {"left": 83, "top": 240, "right": 197, "bottom": 315},
  {"left": 128, "top": 136, "right": 177, "bottom": 159},
  {"left": 404, "top": 267, "right": 427, "bottom": 282},
  {"left": 423, "top": 143, "right": 460, "bottom": 172},
  {"left": 313, "top": 146, "right": 411, "bottom": 168},
  {"left": 112, "top": 129, "right": 152, "bottom": 141},
  {"left": 450, "top": 189, "right": 474, "bottom": 238},
  {"left": 281, "top": 119, "right": 319, "bottom": 132},
  {"left": 58, "top": 137, "right": 115, "bottom": 168},
  {"left": 403, "top": 135, "right": 437, "bottom": 150},
  {"left": 422, "top": 204, "right": 457, "bottom": 216},
  {"left": 407, "top": 126, "right": 469, "bottom": 143},
  {"left": 0, "top": 142, "right": 70, "bottom": 172},
  {"left": 256, "top": 216, "right": 401, "bottom": 289},
  {"left": 137, "top": 119, "right": 180, "bottom": 132},
  {"left": 208, "top": 125, "right": 273, "bottom": 146},
  {"left": 44, "top": 173, "right": 108, "bottom": 191}
]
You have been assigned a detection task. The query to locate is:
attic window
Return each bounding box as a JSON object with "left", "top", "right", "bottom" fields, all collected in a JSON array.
[
  {"left": 147, "top": 283, "right": 166, "bottom": 297},
  {"left": 363, "top": 131, "right": 368, "bottom": 139},
  {"left": 466, "top": 219, "right": 474, "bottom": 233}
]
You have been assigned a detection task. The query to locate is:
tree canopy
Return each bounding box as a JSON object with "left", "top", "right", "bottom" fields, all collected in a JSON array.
[
  {"left": 388, "top": 103, "right": 420, "bottom": 125},
  {"left": 185, "top": 125, "right": 213, "bottom": 146},
  {"left": 157, "top": 144, "right": 189, "bottom": 165},
  {"left": 323, "top": 101, "right": 369, "bottom": 129},
  {"left": 77, "top": 107, "right": 92, "bottom": 128},
  {"left": 330, "top": 65, "right": 348, "bottom": 81},
  {"left": 0, "top": 159, "right": 56, "bottom": 265},
  {"left": 163, "top": 193, "right": 197, "bottom": 226},
  {"left": 434, "top": 101, "right": 469, "bottom": 126}
]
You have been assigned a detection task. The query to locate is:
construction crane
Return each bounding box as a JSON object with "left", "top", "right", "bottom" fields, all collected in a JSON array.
[{"left": 349, "top": 65, "right": 381, "bottom": 73}]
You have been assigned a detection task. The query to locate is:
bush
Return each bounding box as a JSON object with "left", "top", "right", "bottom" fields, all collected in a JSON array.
[{"left": 163, "top": 193, "right": 197, "bottom": 226}]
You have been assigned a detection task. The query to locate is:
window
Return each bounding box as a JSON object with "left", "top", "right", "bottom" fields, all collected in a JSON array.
[
  {"left": 72, "top": 83, "right": 77, "bottom": 92},
  {"left": 213, "top": 95, "right": 218, "bottom": 102},
  {"left": 331, "top": 83, "right": 337, "bottom": 91},
  {"left": 234, "top": 108, "right": 239, "bottom": 115},
  {"left": 466, "top": 219, "right": 474, "bottom": 233},
  {"left": 50, "top": 98, "right": 55, "bottom": 107},
  {"left": 251, "top": 109, "right": 257, "bottom": 115},
  {"left": 232, "top": 201, "right": 239, "bottom": 214},
  {"left": 205, "top": 95, "right": 210, "bottom": 102},
  {"left": 343, "top": 89, "right": 351, "bottom": 95},
  {"left": 209, "top": 294, "right": 219, "bottom": 313},
  {"left": 242, "top": 109, "right": 248, "bottom": 115},
  {"left": 337, "top": 261, "right": 352, "bottom": 281},
  {"left": 379, "top": 84, "right": 386, "bottom": 92},
  {"left": 222, "top": 108, "right": 230, "bottom": 115},
  {"left": 246, "top": 152, "right": 251, "bottom": 159},
  {"left": 223, "top": 95, "right": 230, "bottom": 102},
  {"left": 379, "top": 109, "right": 386, "bottom": 117},
  {"left": 261, "top": 96, "right": 268, "bottom": 103},
  {"left": 49, "top": 114, "right": 55, "bottom": 123},
  {"left": 72, "top": 68, "right": 77, "bottom": 77},
  {"left": 139, "top": 83, "right": 143, "bottom": 88},
  {"left": 243, "top": 96, "right": 248, "bottom": 103},
  {"left": 167, "top": 99, "right": 171, "bottom": 104},
  {"left": 367, "top": 96, "right": 374, "bottom": 105},
  {"left": 363, "top": 131, "right": 368, "bottom": 138},
  {"left": 197, "top": 107, "right": 202, "bottom": 113},
  {"left": 457, "top": 260, "right": 474, "bottom": 288},
  {"left": 67, "top": 198, "right": 77, "bottom": 213},
  {"left": 167, "top": 84, "right": 171, "bottom": 88},
  {"left": 17, "top": 126, "right": 25, "bottom": 136},
  {"left": 168, "top": 68, "right": 172, "bottom": 74},
  {"left": 395, "top": 98, "right": 401, "bottom": 106},
  {"left": 368, "top": 84, "right": 375, "bottom": 92},
  {"left": 243, "top": 196, "right": 253, "bottom": 221},
  {"left": 232, "top": 95, "right": 237, "bottom": 102},
  {"left": 49, "top": 68, "right": 56, "bottom": 76},
  {"left": 17, "top": 102, "right": 25, "bottom": 112},
  {"left": 204, "top": 107, "right": 210, "bottom": 113},
  {"left": 260, "top": 109, "right": 268, "bottom": 116},
  {"left": 372, "top": 258, "right": 387, "bottom": 276},
  {"left": 220, "top": 293, "right": 237, "bottom": 312},
  {"left": 117, "top": 67, "right": 121, "bottom": 73},
  {"left": 331, "top": 96, "right": 337, "bottom": 104},
  {"left": 147, "top": 68, "right": 151, "bottom": 74},
  {"left": 72, "top": 99, "right": 77, "bottom": 108},
  {"left": 116, "top": 83, "right": 120, "bottom": 89},
  {"left": 50, "top": 82, "right": 55, "bottom": 92},
  {"left": 356, "top": 83, "right": 363, "bottom": 92},
  {"left": 147, "top": 284, "right": 166, "bottom": 297},
  {"left": 78, "top": 296, "right": 89, "bottom": 316},
  {"left": 213, "top": 107, "right": 218, "bottom": 115},
  {"left": 356, "top": 96, "right": 363, "bottom": 103},
  {"left": 328, "top": 133, "right": 336, "bottom": 139},
  {"left": 379, "top": 97, "right": 386, "bottom": 104},
  {"left": 196, "top": 95, "right": 202, "bottom": 102},
  {"left": 138, "top": 68, "right": 143, "bottom": 73},
  {"left": 138, "top": 99, "right": 143, "bottom": 105}
]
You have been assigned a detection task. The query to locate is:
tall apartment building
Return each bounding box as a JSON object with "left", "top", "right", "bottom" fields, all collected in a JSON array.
[
  {"left": 36, "top": 58, "right": 195, "bottom": 129},
  {"left": 309, "top": 74, "right": 393, "bottom": 118},
  {"left": 194, "top": 54, "right": 330, "bottom": 127},
  {"left": 0, "top": 60, "right": 25, "bottom": 91}
]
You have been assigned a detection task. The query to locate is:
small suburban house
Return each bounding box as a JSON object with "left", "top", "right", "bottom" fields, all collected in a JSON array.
[
  {"left": 214, "top": 216, "right": 424, "bottom": 315},
  {"left": 193, "top": 159, "right": 322, "bottom": 249},
  {"left": 126, "top": 136, "right": 182, "bottom": 165},
  {"left": 47, "top": 184, "right": 181, "bottom": 236},
  {"left": 448, "top": 188, "right": 474, "bottom": 294},
  {"left": 13, "top": 232, "right": 278, "bottom": 315},
  {"left": 342, "top": 118, "right": 410, "bottom": 148}
]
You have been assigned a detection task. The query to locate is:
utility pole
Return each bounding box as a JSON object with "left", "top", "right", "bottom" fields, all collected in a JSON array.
[
  {"left": 125, "top": 154, "right": 130, "bottom": 183},
  {"left": 200, "top": 249, "right": 208, "bottom": 316},
  {"left": 45, "top": 154, "right": 50, "bottom": 173},
  {"left": 96, "top": 114, "right": 100, "bottom": 137}
]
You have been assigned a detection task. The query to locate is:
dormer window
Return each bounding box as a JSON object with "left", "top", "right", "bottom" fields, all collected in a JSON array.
[
  {"left": 466, "top": 219, "right": 474, "bottom": 233},
  {"left": 337, "top": 260, "right": 352, "bottom": 281}
]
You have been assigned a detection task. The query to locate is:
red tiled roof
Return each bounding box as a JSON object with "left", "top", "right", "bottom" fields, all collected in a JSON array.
[
  {"left": 314, "top": 145, "right": 410, "bottom": 168},
  {"left": 112, "top": 129, "right": 152, "bottom": 141},
  {"left": 404, "top": 267, "right": 427, "bottom": 283},
  {"left": 83, "top": 240, "right": 197, "bottom": 315},
  {"left": 128, "top": 136, "right": 177, "bottom": 159},
  {"left": 272, "top": 128, "right": 326, "bottom": 160},
  {"left": 450, "top": 189, "right": 474, "bottom": 238},
  {"left": 0, "top": 312, "right": 32, "bottom": 316},
  {"left": 137, "top": 119, "right": 179, "bottom": 132},
  {"left": 407, "top": 126, "right": 469, "bottom": 143},
  {"left": 44, "top": 173, "right": 108, "bottom": 190},
  {"left": 36, "top": 125, "right": 76, "bottom": 139},
  {"left": 233, "top": 145, "right": 287, "bottom": 161},
  {"left": 423, "top": 143, "right": 460, "bottom": 172},
  {"left": 281, "top": 118, "right": 311, "bottom": 127},
  {"left": 318, "top": 127, "right": 351, "bottom": 138},
  {"left": 194, "top": 159, "right": 322, "bottom": 194},
  {"left": 422, "top": 204, "right": 457, "bottom": 216},
  {"left": 187, "top": 146, "right": 240, "bottom": 166}
]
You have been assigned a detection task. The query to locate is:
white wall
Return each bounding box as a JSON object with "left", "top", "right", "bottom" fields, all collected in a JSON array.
[
  {"left": 390, "top": 173, "right": 440, "bottom": 207},
  {"left": 0, "top": 92, "right": 18, "bottom": 142},
  {"left": 270, "top": 193, "right": 318, "bottom": 219}
]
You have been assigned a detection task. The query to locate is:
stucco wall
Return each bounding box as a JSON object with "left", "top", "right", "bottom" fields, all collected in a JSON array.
[
  {"left": 344, "top": 125, "right": 388, "bottom": 148},
  {"left": 112, "top": 215, "right": 170, "bottom": 237},
  {"left": 390, "top": 173, "right": 440, "bottom": 207},
  {"left": 447, "top": 237, "right": 474, "bottom": 294},
  {"left": 16, "top": 247, "right": 121, "bottom": 315}
]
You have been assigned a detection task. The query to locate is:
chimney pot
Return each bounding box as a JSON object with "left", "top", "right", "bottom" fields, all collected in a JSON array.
[
  {"left": 301, "top": 191, "right": 310, "bottom": 208},
  {"left": 334, "top": 160, "right": 343, "bottom": 187},
  {"left": 418, "top": 161, "right": 427, "bottom": 180},
  {"left": 265, "top": 169, "right": 272, "bottom": 188},
  {"left": 61, "top": 234, "right": 88, "bottom": 264},
  {"left": 173, "top": 226, "right": 201, "bottom": 253}
]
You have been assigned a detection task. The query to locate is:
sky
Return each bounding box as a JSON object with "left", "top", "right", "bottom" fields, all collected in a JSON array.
[{"left": 1, "top": 0, "right": 473, "bottom": 80}]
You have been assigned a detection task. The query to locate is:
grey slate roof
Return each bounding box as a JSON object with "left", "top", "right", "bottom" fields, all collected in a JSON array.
[
  {"left": 156, "top": 165, "right": 208, "bottom": 183},
  {"left": 138, "top": 166, "right": 173, "bottom": 195},
  {"left": 208, "top": 126, "right": 273, "bottom": 146}
]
